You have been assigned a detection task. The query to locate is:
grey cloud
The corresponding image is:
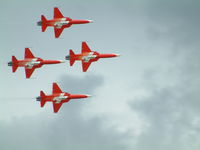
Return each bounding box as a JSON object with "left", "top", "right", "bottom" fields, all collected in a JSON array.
[
  {"left": 40, "top": 112, "right": 129, "bottom": 150},
  {"left": 0, "top": 74, "right": 130, "bottom": 150},
  {"left": 130, "top": 50, "right": 200, "bottom": 150},
  {"left": 58, "top": 73, "right": 104, "bottom": 94},
  {"left": 142, "top": 0, "right": 200, "bottom": 48},
  {"left": 1, "top": 0, "right": 200, "bottom": 150},
  {"left": 127, "top": 0, "right": 200, "bottom": 143},
  {"left": 131, "top": 87, "right": 200, "bottom": 150}
]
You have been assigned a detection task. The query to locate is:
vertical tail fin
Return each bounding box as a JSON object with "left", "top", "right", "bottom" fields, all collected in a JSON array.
[
  {"left": 40, "top": 91, "right": 47, "bottom": 107},
  {"left": 41, "top": 15, "right": 48, "bottom": 32},
  {"left": 12, "top": 56, "right": 18, "bottom": 72},
  {"left": 69, "top": 49, "right": 76, "bottom": 66}
]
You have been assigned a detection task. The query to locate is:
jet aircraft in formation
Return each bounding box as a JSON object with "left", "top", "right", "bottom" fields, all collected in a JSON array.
[
  {"left": 37, "top": 7, "right": 93, "bottom": 38},
  {"left": 36, "top": 83, "right": 91, "bottom": 113},
  {"left": 65, "top": 41, "right": 120, "bottom": 72},
  {"left": 8, "top": 48, "right": 64, "bottom": 78},
  {"left": 7, "top": 7, "right": 120, "bottom": 113}
]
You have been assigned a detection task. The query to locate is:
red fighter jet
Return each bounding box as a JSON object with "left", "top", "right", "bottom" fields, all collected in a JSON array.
[
  {"left": 8, "top": 48, "right": 64, "bottom": 78},
  {"left": 37, "top": 7, "right": 93, "bottom": 38},
  {"left": 65, "top": 42, "right": 120, "bottom": 72},
  {"left": 36, "top": 83, "right": 91, "bottom": 113}
]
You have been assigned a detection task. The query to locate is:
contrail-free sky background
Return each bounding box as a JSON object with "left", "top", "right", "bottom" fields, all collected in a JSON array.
[{"left": 0, "top": 0, "right": 200, "bottom": 149}]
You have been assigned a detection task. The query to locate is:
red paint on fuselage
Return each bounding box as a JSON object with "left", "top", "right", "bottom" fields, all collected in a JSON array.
[
  {"left": 71, "top": 52, "right": 118, "bottom": 63},
  {"left": 46, "top": 18, "right": 91, "bottom": 27},
  {"left": 14, "top": 58, "right": 62, "bottom": 69},
  {"left": 67, "top": 42, "right": 120, "bottom": 72},
  {"left": 45, "top": 17, "right": 72, "bottom": 28},
  {"left": 43, "top": 93, "right": 88, "bottom": 103},
  {"left": 9, "top": 48, "right": 64, "bottom": 78},
  {"left": 72, "top": 52, "right": 99, "bottom": 62},
  {"left": 39, "top": 8, "right": 93, "bottom": 38},
  {"left": 38, "top": 83, "right": 90, "bottom": 113}
]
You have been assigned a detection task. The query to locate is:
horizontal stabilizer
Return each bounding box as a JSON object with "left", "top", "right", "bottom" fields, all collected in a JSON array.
[
  {"left": 41, "top": 15, "right": 48, "bottom": 32},
  {"left": 40, "top": 91, "right": 46, "bottom": 107},
  {"left": 69, "top": 49, "right": 76, "bottom": 66},
  {"left": 12, "top": 56, "right": 18, "bottom": 72}
]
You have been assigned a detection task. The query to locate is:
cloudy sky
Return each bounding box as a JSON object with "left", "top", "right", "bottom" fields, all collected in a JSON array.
[{"left": 0, "top": 0, "right": 200, "bottom": 149}]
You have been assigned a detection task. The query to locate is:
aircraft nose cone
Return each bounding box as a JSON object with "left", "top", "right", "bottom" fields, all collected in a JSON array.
[
  {"left": 59, "top": 60, "right": 66, "bottom": 63},
  {"left": 115, "top": 54, "right": 121, "bottom": 57},
  {"left": 86, "top": 94, "right": 92, "bottom": 97},
  {"left": 88, "top": 20, "right": 93, "bottom": 23}
]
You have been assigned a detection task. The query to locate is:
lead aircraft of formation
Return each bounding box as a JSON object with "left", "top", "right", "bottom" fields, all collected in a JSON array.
[{"left": 65, "top": 41, "right": 120, "bottom": 72}]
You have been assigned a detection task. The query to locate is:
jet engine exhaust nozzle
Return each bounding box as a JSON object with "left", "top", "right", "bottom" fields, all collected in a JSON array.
[
  {"left": 36, "top": 96, "right": 41, "bottom": 101},
  {"left": 65, "top": 55, "right": 70, "bottom": 60},
  {"left": 8, "top": 61, "right": 13, "bottom": 66},
  {"left": 37, "top": 21, "right": 42, "bottom": 26}
]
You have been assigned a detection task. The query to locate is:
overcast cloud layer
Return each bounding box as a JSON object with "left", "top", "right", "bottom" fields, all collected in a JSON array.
[{"left": 0, "top": 0, "right": 200, "bottom": 150}]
